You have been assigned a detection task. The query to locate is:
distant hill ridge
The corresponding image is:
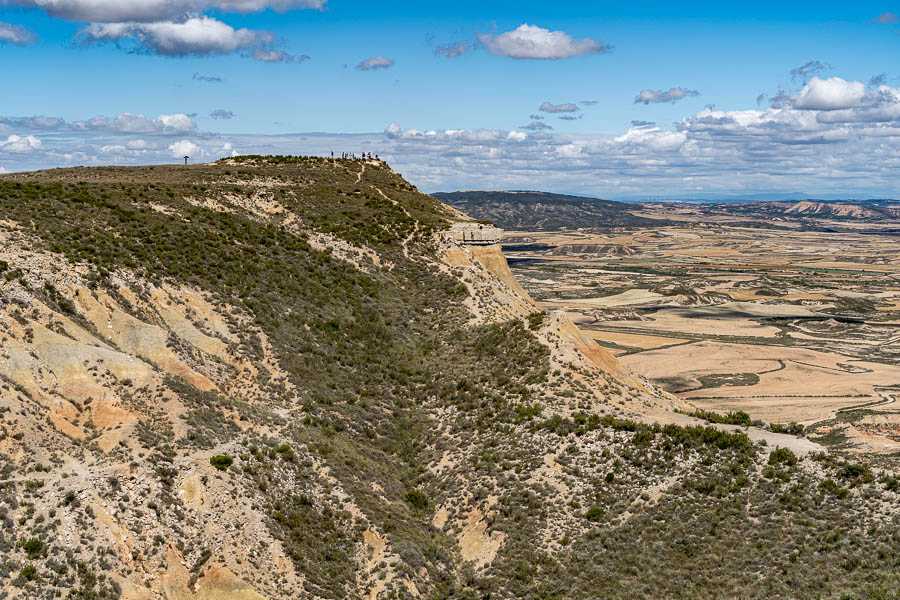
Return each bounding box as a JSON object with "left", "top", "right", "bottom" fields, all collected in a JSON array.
[
  {"left": 436, "top": 190, "right": 900, "bottom": 229},
  {"left": 433, "top": 190, "right": 665, "bottom": 230},
  {"left": 751, "top": 200, "right": 900, "bottom": 220}
]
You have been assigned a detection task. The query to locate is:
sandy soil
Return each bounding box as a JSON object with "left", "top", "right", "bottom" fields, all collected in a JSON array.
[
  {"left": 583, "top": 329, "right": 688, "bottom": 350},
  {"left": 623, "top": 341, "right": 900, "bottom": 423},
  {"left": 598, "top": 310, "right": 781, "bottom": 338},
  {"left": 506, "top": 224, "right": 900, "bottom": 454},
  {"left": 544, "top": 289, "right": 664, "bottom": 307}
]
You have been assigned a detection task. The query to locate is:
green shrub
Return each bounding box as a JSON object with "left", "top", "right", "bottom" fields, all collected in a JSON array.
[
  {"left": 770, "top": 422, "right": 804, "bottom": 436},
  {"left": 633, "top": 429, "right": 655, "bottom": 447},
  {"left": 768, "top": 447, "right": 798, "bottom": 467},
  {"left": 22, "top": 538, "right": 42, "bottom": 559},
  {"left": 838, "top": 462, "right": 873, "bottom": 485},
  {"left": 63, "top": 490, "right": 77, "bottom": 506},
  {"left": 404, "top": 489, "right": 429, "bottom": 511},
  {"left": 585, "top": 506, "right": 605, "bottom": 522},
  {"left": 209, "top": 455, "right": 233, "bottom": 471},
  {"left": 19, "top": 564, "right": 37, "bottom": 582},
  {"left": 274, "top": 444, "right": 295, "bottom": 461},
  {"left": 527, "top": 311, "right": 546, "bottom": 330},
  {"left": 681, "top": 408, "right": 751, "bottom": 427},
  {"left": 820, "top": 478, "right": 849, "bottom": 499}
]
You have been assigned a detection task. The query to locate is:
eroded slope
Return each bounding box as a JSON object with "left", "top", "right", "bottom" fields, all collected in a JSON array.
[{"left": 0, "top": 158, "right": 896, "bottom": 599}]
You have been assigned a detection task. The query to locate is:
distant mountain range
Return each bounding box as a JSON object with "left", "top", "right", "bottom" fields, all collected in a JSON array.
[
  {"left": 434, "top": 190, "right": 900, "bottom": 230},
  {"left": 720, "top": 200, "right": 900, "bottom": 221},
  {"left": 432, "top": 190, "right": 664, "bottom": 230},
  {"left": 615, "top": 193, "right": 898, "bottom": 203}
]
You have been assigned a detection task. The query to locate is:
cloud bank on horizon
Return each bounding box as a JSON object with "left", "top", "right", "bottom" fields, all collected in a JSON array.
[
  {"left": 1, "top": 2, "right": 899, "bottom": 197},
  {"left": 3, "top": 75, "right": 900, "bottom": 197}
]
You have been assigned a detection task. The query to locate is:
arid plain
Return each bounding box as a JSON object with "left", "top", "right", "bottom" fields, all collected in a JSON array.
[{"left": 503, "top": 204, "right": 900, "bottom": 463}]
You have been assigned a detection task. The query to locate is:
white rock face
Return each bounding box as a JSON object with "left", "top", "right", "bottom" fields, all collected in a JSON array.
[{"left": 445, "top": 223, "right": 503, "bottom": 245}]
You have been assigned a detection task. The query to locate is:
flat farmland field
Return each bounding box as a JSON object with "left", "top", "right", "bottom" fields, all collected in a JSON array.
[{"left": 504, "top": 217, "right": 900, "bottom": 460}]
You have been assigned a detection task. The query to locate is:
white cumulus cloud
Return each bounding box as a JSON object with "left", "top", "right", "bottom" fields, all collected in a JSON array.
[
  {"left": 1, "top": 112, "right": 200, "bottom": 135},
  {"left": 14, "top": 1, "right": 316, "bottom": 61},
  {"left": 614, "top": 126, "right": 687, "bottom": 151},
  {"left": 99, "top": 112, "right": 197, "bottom": 134},
  {"left": 539, "top": 102, "right": 579, "bottom": 113},
  {"left": 155, "top": 113, "right": 196, "bottom": 131},
  {"left": 250, "top": 48, "right": 308, "bottom": 63},
  {"left": 0, "top": 21, "right": 38, "bottom": 45},
  {"left": 478, "top": 24, "right": 611, "bottom": 60},
  {"left": 555, "top": 143, "right": 584, "bottom": 158},
  {"left": 356, "top": 56, "right": 393, "bottom": 71},
  {"left": 169, "top": 140, "right": 200, "bottom": 158},
  {"left": 221, "top": 141, "right": 239, "bottom": 157},
  {"left": 9, "top": 0, "right": 325, "bottom": 23},
  {"left": 814, "top": 102, "right": 900, "bottom": 124},
  {"left": 635, "top": 87, "right": 701, "bottom": 104},
  {"left": 792, "top": 77, "right": 879, "bottom": 111},
  {"left": 4, "top": 73, "right": 900, "bottom": 199},
  {"left": 79, "top": 16, "right": 270, "bottom": 57},
  {"left": 0, "top": 134, "right": 42, "bottom": 153}
]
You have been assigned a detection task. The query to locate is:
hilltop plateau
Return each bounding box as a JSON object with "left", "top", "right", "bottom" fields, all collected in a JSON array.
[{"left": 0, "top": 159, "right": 897, "bottom": 599}]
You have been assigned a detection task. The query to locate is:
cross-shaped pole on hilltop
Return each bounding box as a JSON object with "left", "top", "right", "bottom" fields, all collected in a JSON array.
[{"left": 184, "top": 156, "right": 189, "bottom": 166}]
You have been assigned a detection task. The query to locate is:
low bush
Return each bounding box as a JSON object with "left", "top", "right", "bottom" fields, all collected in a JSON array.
[
  {"left": 768, "top": 447, "right": 798, "bottom": 467},
  {"left": 209, "top": 455, "right": 233, "bottom": 471},
  {"left": 585, "top": 506, "right": 605, "bottom": 522},
  {"left": 527, "top": 312, "right": 546, "bottom": 330},
  {"left": 680, "top": 408, "right": 752, "bottom": 427},
  {"left": 18, "top": 564, "right": 37, "bottom": 582},
  {"left": 770, "top": 422, "right": 804, "bottom": 436},
  {"left": 22, "top": 538, "right": 42, "bottom": 559},
  {"left": 404, "top": 489, "right": 429, "bottom": 511}
]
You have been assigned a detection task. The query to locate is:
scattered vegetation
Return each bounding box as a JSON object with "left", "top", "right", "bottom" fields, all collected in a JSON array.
[
  {"left": 679, "top": 408, "right": 752, "bottom": 426},
  {"left": 0, "top": 157, "right": 896, "bottom": 599}
]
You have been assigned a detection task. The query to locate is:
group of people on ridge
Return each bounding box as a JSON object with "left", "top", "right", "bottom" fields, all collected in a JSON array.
[{"left": 332, "top": 151, "right": 377, "bottom": 160}]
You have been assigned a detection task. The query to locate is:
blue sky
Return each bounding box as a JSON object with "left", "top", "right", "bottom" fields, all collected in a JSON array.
[{"left": 2, "top": 1, "right": 900, "bottom": 198}]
